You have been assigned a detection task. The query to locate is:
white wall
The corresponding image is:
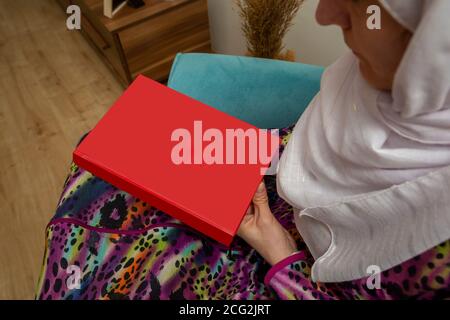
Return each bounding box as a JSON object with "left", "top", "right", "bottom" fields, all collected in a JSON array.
[{"left": 207, "top": 0, "right": 348, "bottom": 66}]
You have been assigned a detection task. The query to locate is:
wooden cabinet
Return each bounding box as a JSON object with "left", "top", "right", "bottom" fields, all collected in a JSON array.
[{"left": 57, "top": 0, "right": 211, "bottom": 86}]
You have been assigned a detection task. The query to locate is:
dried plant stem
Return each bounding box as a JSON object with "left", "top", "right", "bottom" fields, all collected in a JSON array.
[{"left": 236, "top": 0, "right": 303, "bottom": 59}]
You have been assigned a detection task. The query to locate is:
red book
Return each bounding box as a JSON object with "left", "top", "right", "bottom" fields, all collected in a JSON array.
[{"left": 73, "top": 75, "right": 278, "bottom": 246}]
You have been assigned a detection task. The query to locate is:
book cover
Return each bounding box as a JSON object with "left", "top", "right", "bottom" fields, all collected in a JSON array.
[{"left": 73, "top": 75, "right": 279, "bottom": 246}]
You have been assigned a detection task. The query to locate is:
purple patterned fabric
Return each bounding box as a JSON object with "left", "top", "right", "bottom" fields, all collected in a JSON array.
[{"left": 36, "top": 127, "right": 450, "bottom": 300}]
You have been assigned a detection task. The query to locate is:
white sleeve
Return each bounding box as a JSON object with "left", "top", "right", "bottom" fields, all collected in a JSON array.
[{"left": 294, "top": 166, "right": 450, "bottom": 283}]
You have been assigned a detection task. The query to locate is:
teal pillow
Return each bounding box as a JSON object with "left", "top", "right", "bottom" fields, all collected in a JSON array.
[{"left": 168, "top": 53, "right": 323, "bottom": 129}]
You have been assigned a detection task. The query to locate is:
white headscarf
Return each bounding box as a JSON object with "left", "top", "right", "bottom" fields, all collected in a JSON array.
[{"left": 278, "top": 0, "right": 450, "bottom": 282}]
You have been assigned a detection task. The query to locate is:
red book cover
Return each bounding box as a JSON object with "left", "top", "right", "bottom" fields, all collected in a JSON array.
[{"left": 73, "top": 75, "right": 278, "bottom": 246}]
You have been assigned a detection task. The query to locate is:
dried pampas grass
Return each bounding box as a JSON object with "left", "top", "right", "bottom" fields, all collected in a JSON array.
[{"left": 236, "top": 0, "right": 304, "bottom": 60}]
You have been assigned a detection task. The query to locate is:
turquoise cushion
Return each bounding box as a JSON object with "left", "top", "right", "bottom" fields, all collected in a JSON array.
[{"left": 167, "top": 53, "right": 323, "bottom": 129}]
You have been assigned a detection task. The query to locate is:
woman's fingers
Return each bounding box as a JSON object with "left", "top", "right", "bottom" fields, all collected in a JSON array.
[
  {"left": 238, "top": 204, "right": 254, "bottom": 237},
  {"left": 238, "top": 182, "right": 298, "bottom": 264},
  {"left": 253, "top": 182, "right": 268, "bottom": 204},
  {"left": 238, "top": 182, "right": 270, "bottom": 237},
  {"left": 252, "top": 182, "right": 270, "bottom": 216}
]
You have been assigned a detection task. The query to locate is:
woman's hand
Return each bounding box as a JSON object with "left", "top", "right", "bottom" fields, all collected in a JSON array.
[{"left": 237, "top": 182, "right": 298, "bottom": 265}]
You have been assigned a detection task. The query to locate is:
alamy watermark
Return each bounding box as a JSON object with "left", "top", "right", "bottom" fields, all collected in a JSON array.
[
  {"left": 63, "top": 263, "right": 382, "bottom": 292},
  {"left": 170, "top": 121, "right": 280, "bottom": 175},
  {"left": 366, "top": 265, "right": 382, "bottom": 290},
  {"left": 367, "top": 5, "right": 381, "bottom": 30},
  {"left": 66, "top": 5, "right": 81, "bottom": 30},
  {"left": 66, "top": 265, "right": 81, "bottom": 290}
]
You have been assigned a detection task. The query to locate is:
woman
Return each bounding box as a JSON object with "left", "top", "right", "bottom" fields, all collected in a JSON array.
[{"left": 37, "top": 0, "right": 450, "bottom": 300}]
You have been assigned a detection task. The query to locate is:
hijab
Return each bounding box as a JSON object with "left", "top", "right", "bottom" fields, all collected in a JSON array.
[{"left": 277, "top": 0, "right": 450, "bottom": 282}]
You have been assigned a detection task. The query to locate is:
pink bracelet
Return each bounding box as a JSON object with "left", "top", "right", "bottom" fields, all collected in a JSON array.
[{"left": 264, "top": 251, "right": 307, "bottom": 287}]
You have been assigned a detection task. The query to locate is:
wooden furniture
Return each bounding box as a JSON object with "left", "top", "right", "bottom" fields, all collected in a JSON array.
[{"left": 57, "top": 0, "right": 211, "bottom": 85}]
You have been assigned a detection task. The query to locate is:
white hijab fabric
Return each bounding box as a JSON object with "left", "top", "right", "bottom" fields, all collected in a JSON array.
[{"left": 278, "top": 0, "right": 450, "bottom": 282}]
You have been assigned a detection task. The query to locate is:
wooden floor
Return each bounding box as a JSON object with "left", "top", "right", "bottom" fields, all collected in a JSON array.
[{"left": 0, "top": 0, "right": 123, "bottom": 299}]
